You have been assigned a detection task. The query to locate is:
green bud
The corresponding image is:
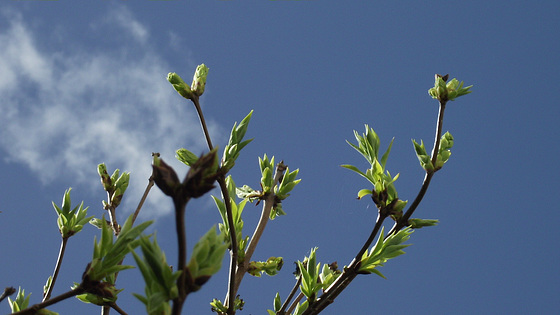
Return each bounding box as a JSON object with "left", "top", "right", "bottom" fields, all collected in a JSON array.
[
  {"left": 37, "top": 308, "right": 59, "bottom": 315},
  {"left": 61, "top": 188, "right": 72, "bottom": 213},
  {"left": 114, "top": 172, "right": 129, "bottom": 190},
  {"left": 428, "top": 74, "right": 472, "bottom": 102},
  {"left": 412, "top": 139, "right": 434, "bottom": 171},
  {"left": 447, "top": 78, "right": 459, "bottom": 90},
  {"left": 75, "top": 281, "right": 121, "bottom": 305},
  {"left": 409, "top": 218, "right": 439, "bottom": 228},
  {"left": 188, "top": 226, "right": 227, "bottom": 292},
  {"left": 191, "top": 64, "right": 209, "bottom": 96},
  {"left": 110, "top": 169, "right": 120, "bottom": 185},
  {"left": 152, "top": 152, "right": 161, "bottom": 167},
  {"left": 176, "top": 148, "right": 199, "bottom": 166},
  {"left": 274, "top": 292, "right": 282, "bottom": 312},
  {"left": 167, "top": 72, "right": 194, "bottom": 99},
  {"left": 435, "top": 132, "right": 454, "bottom": 170},
  {"left": 97, "top": 163, "right": 113, "bottom": 192}
]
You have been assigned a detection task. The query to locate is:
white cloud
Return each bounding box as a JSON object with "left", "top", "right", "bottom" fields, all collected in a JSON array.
[
  {"left": 0, "top": 10, "right": 222, "bottom": 219},
  {"left": 92, "top": 5, "right": 149, "bottom": 45}
]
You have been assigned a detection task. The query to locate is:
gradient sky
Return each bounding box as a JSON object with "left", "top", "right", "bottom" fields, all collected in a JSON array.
[{"left": 1, "top": 1, "right": 559, "bottom": 315}]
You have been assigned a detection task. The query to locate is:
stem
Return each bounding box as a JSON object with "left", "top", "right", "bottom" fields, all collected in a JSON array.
[
  {"left": 131, "top": 173, "right": 155, "bottom": 225},
  {"left": 388, "top": 100, "right": 447, "bottom": 235},
  {"left": 190, "top": 96, "right": 238, "bottom": 314},
  {"left": 109, "top": 302, "right": 128, "bottom": 315},
  {"left": 13, "top": 286, "right": 85, "bottom": 315},
  {"left": 172, "top": 197, "right": 189, "bottom": 315},
  {"left": 104, "top": 191, "right": 120, "bottom": 236},
  {"left": 0, "top": 287, "right": 16, "bottom": 304},
  {"left": 231, "top": 162, "right": 287, "bottom": 299},
  {"left": 217, "top": 177, "right": 238, "bottom": 315},
  {"left": 192, "top": 96, "right": 214, "bottom": 150},
  {"left": 280, "top": 277, "right": 302, "bottom": 314},
  {"left": 43, "top": 237, "right": 68, "bottom": 302},
  {"left": 286, "top": 292, "right": 304, "bottom": 315}
]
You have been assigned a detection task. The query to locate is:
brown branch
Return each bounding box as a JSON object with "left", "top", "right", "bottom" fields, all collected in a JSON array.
[
  {"left": 42, "top": 237, "right": 69, "bottom": 302},
  {"left": 12, "top": 286, "right": 85, "bottom": 315}
]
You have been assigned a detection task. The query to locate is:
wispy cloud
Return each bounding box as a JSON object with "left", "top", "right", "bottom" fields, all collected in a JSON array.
[
  {"left": 0, "top": 8, "right": 221, "bottom": 219},
  {"left": 92, "top": 4, "right": 150, "bottom": 45}
]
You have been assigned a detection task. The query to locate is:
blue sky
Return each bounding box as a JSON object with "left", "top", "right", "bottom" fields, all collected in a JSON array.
[{"left": 1, "top": 1, "right": 559, "bottom": 314}]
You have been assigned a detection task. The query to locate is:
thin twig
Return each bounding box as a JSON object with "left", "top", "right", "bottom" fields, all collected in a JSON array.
[
  {"left": 42, "top": 237, "right": 69, "bottom": 302},
  {"left": 388, "top": 99, "right": 447, "bottom": 235},
  {"left": 12, "top": 286, "right": 85, "bottom": 315},
  {"left": 131, "top": 174, "right": 155, "bottom": 225},
  {"left": 286, "top": 292, "right": 305, "bottom": 315},
  {"left": 217, "top": 177, "right": 239, "bottom": 314},
  {"left": 279, "top": 276, "right": 302, "bottom": 314},
  {"left": 230, "top": 162, "right": 286, "bottom": 298},
  {"left": 105, "top": 200, "right": 120, "bottom": 236},
  {"left": 109, "top": 302, "right": 128, "bottom": 315},
  {"left": 0, "top": 287, "right": 16, "bottom": 304},
  {"left": 191, "top": 96, "right": 239, "bottom": 313},
  {"left": 192, "top": 96, "right": 214, "bottom": 150}
]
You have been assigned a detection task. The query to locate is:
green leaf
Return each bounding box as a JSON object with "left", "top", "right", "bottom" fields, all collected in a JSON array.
[
  {"left": 380, "top": 137, "right": 394, "bottom": 169},
  {"left": 359, "top": 227, "right": 413, "bottom": 277},
  {"left": 274, "top": 292, "right": 282, "bottom": 312},
  {"left": 408, "top": 218, "right": 439, "bottom": 229},
  {"left": 87, "top": 215, "right": 152, "bottom": 281},
  {"left": 221, "top": 110, "right": 254, "bottom": 172},
  {"left": 188, "top": 226, "right": 227, "bottom": 280},
  {"left": 176, "top": 148, "right": 199, "bottom": 166},
  {"left": 357, "top": 189, "right": 372, "bottom": 199}
]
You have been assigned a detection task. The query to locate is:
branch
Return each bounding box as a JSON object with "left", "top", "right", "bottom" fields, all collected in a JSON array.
[
  {"left": 0, "top": 287, "right": 16, "bottom": 304},
  {"left": 280, "top": 277, "right": 302, "bottom": 314},
  {"left": 190, "top": 96, "right": 239, "bottom": 313},
  {"left": 131, "top": 173, "right": 155, "bottom": 225},
  {"left": 108, "top": 302, "right": 128, "bottom": 315},
  {"left": 231, "top": 162, "right": 287, "bottom": 298},
  {"left": 388, "top": 99, "right": 447, "bottom": 235},
  {"left": 172, "top": 196, "right": 190, "bottom": 315},
  {"left": 12, "top": 286, "right": 85, "bottom": 315},
  {"left": 105, "top": 199, "right": 120, "bottom": 236},
  {"left": 303, "top": 98, "right": 448, "bottom": 314},
  {"left": 42, "top": 237, "right": 69, "bottom": 302}
]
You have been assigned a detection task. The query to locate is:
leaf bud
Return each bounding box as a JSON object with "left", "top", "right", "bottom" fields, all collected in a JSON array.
[
  {"left": 191, "top": 64, "right": 209, "bottom": 96},
  {"left": 167, "top": 72, "right": 194, "bottom": 99},
  {"left": 152, "top": 156, "right": 181, "bottom": 197}
]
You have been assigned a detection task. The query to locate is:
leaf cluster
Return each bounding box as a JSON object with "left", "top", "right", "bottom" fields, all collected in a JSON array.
[
  {"left": 52, "top": 188, "right": 92, "bottom": 238},
  {"left": 358, "top": 227, "right": 413, "bottom": 278},
  {"left": 342, "top": 125, "right": 407, "bottom": 216},
  {"left": 187, "top": 226, "right": 228, "bottom": 291},
  {"left": 86, "top": 215, "right": 152, "bottom": 283},
  {"left": 97, "top": 163, "right": 130, "bottom": 208},
  {"left": 131, "top": 235, "right": 181, "bottom": 315}
]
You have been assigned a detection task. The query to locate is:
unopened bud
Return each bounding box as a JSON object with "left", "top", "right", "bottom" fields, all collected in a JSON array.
[
  {"left": 191, "top": 64, "right": 209, "bottom": 96},
  {"left": 167, "top": 72, "right": 194, "bottom": 99}
]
